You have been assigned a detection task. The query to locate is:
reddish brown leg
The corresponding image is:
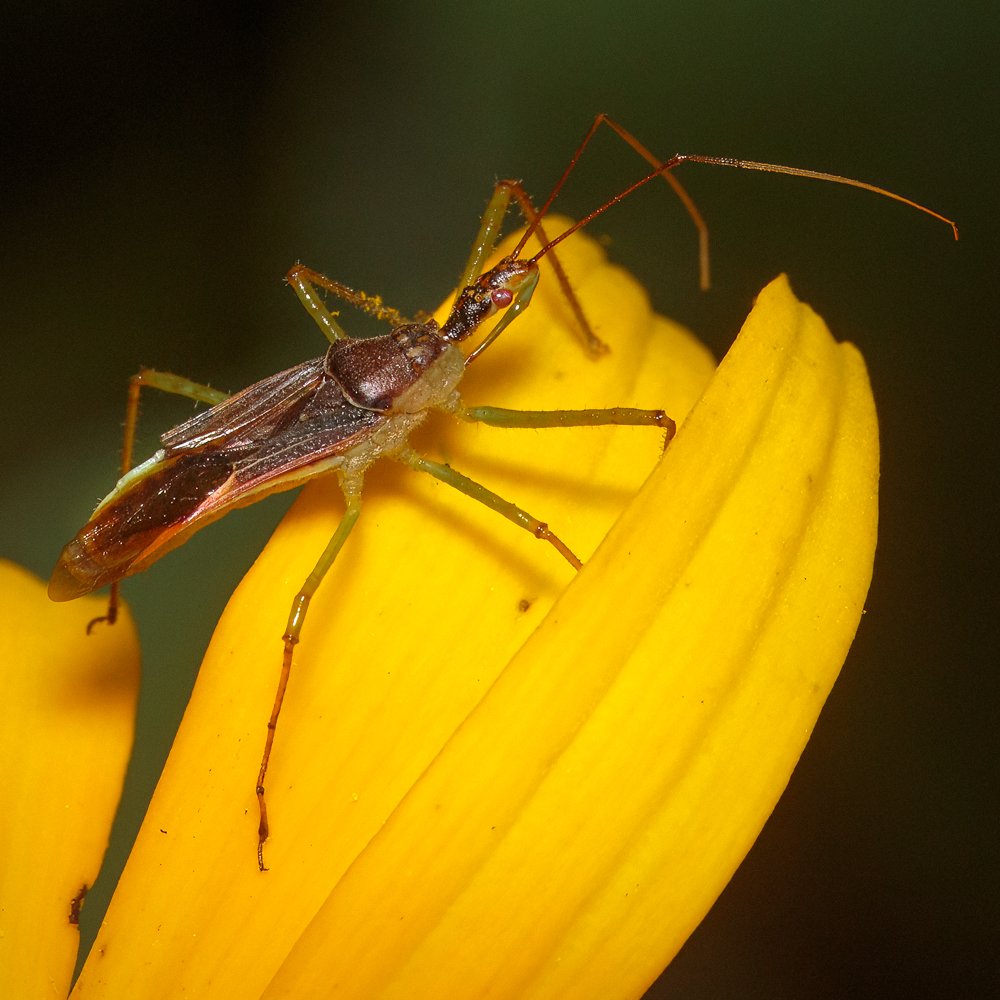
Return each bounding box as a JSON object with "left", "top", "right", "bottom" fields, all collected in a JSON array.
[
  {"left": 256, "top": 473, "right": 363, "bottom": 870},
  {"left": 513, "top": 113, "right": 711, "bottom": 289}
]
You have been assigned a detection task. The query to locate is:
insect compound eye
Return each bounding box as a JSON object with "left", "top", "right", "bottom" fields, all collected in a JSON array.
[{"left": 491, "top": 288, "right": 514, "bottom": 310}]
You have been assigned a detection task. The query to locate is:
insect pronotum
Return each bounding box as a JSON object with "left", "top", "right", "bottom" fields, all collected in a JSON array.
[{"left": 48, "top": 115, "right": 957, "bottom": 869}]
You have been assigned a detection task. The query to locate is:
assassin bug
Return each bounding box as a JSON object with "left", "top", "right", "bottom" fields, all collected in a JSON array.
[{"left": 48, "top": 115, "right": 957, "bottom": 869}]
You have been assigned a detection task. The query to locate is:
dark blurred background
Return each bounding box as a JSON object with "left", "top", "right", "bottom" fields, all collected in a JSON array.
[{"left": 2, "top": 2, "right": 995, "bottom": 997}]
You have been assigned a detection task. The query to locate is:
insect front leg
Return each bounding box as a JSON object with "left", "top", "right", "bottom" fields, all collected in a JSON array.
[
  {"left": 89, "top": 368, "right": 230, "bottom": 631},
  {"left": 396, "top": 447, "right": 582, "bottom": 570},
  {"left": 286, "top": 265, "right": 413, "bottom": 344},
  {"left": 460, "top": 179, "right": 608, "bottom": 356},
  {"left": 256, "top": 472, "right": 363, "bottom": 871}
]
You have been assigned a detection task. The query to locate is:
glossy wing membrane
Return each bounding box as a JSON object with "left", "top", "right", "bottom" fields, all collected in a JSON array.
[
  {"left": 161, "top": 358, "right": 329, "bottom": 452},
  {"left": 49, "top": 358, "right": 385, "bottom": 600}
]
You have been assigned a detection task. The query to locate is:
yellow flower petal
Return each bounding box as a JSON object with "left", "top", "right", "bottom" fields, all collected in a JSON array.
[
  {"left": 71, "top": 229, "right": 875, "bottom": 999},
  {"left": 261, "top": 276, "right": 877, "bottom": 998},
  {"left": 0, "top": 561, "right": 139, "bottom": 999},
  {"left": 72, "top": 228, "right": 710, "bottom": 998}
]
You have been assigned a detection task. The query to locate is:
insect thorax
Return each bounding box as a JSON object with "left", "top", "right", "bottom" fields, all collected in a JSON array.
[
  {"left": 337, "top": 341, "right": 465, "bottom": 479},
  {"left": 325, "top": 323, "right": 463, "bottom": 414}
]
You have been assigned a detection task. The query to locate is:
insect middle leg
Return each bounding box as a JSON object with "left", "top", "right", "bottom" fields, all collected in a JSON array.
[
  {"left": 90, "top": 368, "right": 230, "bottom": 630},
  {"left": 459, "top": 403, "right": 676, "bottom": 442},
  {"left": 396, "top": 404, "right": 674, "bottom": 570},
  {"left": 256, "top": 472, "right": 363, "bottom": 871}
]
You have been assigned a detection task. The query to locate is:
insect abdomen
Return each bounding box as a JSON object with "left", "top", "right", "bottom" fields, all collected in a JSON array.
[{"left": 48, "top": 452, "right": 234, "bottom": 600}]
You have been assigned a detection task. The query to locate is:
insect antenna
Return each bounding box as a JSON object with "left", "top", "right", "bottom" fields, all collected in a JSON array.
[
  {"left": 526, "top": 152, "right": 958, "bottom": 268},
  {"left": 679, "top": 155, "right": 959, "bottom": 240},
  {"left": 511, "top": 116, "right": 711, "bottom": 289}
]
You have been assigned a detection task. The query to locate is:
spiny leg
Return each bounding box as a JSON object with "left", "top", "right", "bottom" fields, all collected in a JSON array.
[
  {"left": 459, "top": 178, "right": 608, "bottom": 357},
  {"left": 89, "top": 368, "right": 230, "bottom": 631},
  {"left": 286, "top": 264, "right": 413, "bottom": 345},
  {"left": 256, "top": 473, "right": 363, "bottom": 871},
  {"left": 396, "top": 447, "right": 582, "bottom": 570}
]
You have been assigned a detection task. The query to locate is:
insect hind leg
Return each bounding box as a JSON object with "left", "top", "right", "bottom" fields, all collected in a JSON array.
[
  {"left": 396, "top": 447, "right": 582, "bottom": 570},
  {"left": 87, "top": 368, "right": 230, "bottom": 632},
  {"left": 256, "top": 473, "right": 363, "bottom": 871},
  {"left": 460, "top": 402, "right": 676, "bottom": 445}
]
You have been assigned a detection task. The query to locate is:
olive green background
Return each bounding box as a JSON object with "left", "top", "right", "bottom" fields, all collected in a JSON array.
[{"left": 2, "top": 2, "right": 995, "bottom": 996}]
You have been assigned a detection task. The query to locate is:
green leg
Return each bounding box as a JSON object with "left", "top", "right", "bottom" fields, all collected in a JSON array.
[
  {"left": 459, "top": 403, "right": 676, "bottom": 443},
  {"left": 458, "top": 179, "right": 607, "bottom": 356},
  {"left": 396, "top": 447, "right": 582, "bottom": 570},
  {"left": 256, "top": 472, "right": 363, "bottom": 870},
  {"left": 525, "top": 113, "right": 710, "bottom": 290},
  {"left": 286, "top": 264, "right": 412, "bottom": 344},
  {"left": 123, "top": 368, "right": 228, "bottom": 472}
]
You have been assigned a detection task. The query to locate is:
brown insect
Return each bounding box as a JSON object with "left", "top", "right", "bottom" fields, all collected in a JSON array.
[{"left": 48, "top": 115, "right": 956, "bottom": 868}]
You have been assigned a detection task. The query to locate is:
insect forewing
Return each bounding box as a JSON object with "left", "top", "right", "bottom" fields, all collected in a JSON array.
[{"left": 49, "top": 359, "right": 385, "bottom": 600}]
